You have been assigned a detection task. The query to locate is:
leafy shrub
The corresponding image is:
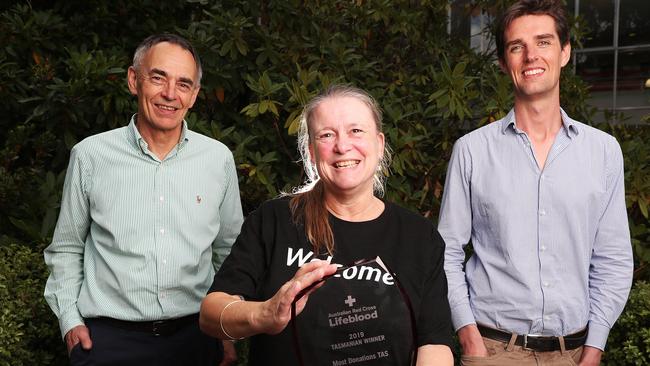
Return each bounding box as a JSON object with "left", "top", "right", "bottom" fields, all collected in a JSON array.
[
  {"left": 0, "top": 1, "right": 648, "bottom": 365},
  {"left": 603, "top": 281, "right": 650, "bottom": 365},
  {"left": 0, "top": 244, "right": 66, "bottom": 366},
  {"left": 599, "top": 123, "right": 650, "bottom": 278}
]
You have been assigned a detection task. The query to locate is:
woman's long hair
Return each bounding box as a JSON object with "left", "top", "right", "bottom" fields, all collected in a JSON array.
[{"left": 289, "top": 84, "right": 391, "bottom": 255}]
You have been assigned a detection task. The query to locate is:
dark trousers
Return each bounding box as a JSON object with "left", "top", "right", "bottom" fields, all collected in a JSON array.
[{"left": 69, "top": 317, "right": 223, "bottom": 366}]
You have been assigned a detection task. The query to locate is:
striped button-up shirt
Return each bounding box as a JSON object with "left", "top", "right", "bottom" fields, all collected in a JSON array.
[
  {"left": 439, "top": 109, "right": 633, "bottom": 350},
  {"left": 44, "top": 116, "right": 243, "bottom": 338}
]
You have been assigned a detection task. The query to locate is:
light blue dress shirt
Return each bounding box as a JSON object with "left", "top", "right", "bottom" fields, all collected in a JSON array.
[
  {"left": 44, "top": 116, "right": 244, "bottom": 338},
  {"left": 439, "top": 109, "right": 633, "bottom": 350}
]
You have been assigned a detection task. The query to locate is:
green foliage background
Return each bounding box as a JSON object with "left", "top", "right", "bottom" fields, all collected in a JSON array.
[{"left": 0, "top": 0, "right": 648, "bottom": 365}]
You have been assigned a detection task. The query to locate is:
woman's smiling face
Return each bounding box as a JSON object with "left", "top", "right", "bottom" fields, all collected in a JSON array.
[{"left": 308, "top": 96, "right": 385, "bottom": 197}]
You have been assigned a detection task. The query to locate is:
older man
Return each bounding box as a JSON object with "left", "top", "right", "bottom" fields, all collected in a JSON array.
[
  {"left": 439, "top": 1, "right": 633, "bottom": 365},
  {"left": 44, "top": 34, "right": 243, "bottom": 365}
]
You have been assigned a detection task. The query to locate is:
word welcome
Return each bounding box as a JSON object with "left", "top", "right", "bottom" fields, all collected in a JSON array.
[{"left": 286, "top": 248, "right": 394, "bottom": 285}]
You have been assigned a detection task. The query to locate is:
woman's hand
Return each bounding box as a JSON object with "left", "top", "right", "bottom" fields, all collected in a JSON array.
[
  {"left": 200, "top": 260, "right": 338, "bottom": 339},
  {"left": 254, "top": 259, "right": 338, "bottom": 334}
]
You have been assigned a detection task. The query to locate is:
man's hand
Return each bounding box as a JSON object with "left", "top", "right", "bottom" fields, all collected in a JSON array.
[
  {"left": 219, "top": 340, "right": 237, "bottom": 366},
  {"left": 578, "top": 346, "right": 602, "bottom": 366},
  {"left": 457, "top": 324, "right": 489, "bottom": 357},
  {"left": 65, "top": 325, "right": 92, "bottom": 355}
]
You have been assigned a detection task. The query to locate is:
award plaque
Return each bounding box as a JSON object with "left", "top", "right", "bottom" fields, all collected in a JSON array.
[{"left": 291, "top": 257, "right": 417, "bottom": 366}]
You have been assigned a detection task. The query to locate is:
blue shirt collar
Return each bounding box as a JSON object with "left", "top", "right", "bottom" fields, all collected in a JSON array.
[{"left": 501, "top": 108, "right": 579, "bottom": 139}]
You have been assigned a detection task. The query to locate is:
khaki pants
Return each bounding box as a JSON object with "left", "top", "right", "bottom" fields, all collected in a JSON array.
[{"left": 460, "top": 337, "right": 583, "bottom": 366}]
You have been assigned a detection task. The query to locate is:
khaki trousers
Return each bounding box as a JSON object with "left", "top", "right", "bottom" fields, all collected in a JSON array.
[{"left": 460, "top": 336, "right": 583, "bottom": 366}]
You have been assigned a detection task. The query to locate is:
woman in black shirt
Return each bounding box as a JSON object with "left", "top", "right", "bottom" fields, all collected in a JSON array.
[{"left": 200, "top": 85, "right": 453, "bottom": 365}]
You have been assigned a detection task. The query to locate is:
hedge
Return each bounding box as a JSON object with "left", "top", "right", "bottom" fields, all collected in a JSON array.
[{"left": 0, "top": 0, "right": 648, "bottom": 364}]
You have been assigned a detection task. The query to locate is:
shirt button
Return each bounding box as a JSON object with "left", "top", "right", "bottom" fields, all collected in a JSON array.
[
  {"left": 543, "top": 282, "right": 550, "bottom": 287},
  {"left": 540, "top": 245, "right": 547, "bottom": 252},
  {"left": 162, "top": 259, "right": 167, "bottom": 265},
  {"left": 159, "top": 196, "right": 164, "bottom": 202},
  {"left": 160, "top": 228, "right": 165, "bottom": 234},
  {"left": 539, "top": 209, "right": 546, "bottom": 216},
  {"left": 544, "top": 315, "right": 550, "bottom": 321}
]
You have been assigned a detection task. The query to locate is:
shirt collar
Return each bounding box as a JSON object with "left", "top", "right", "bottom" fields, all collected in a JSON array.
[
  {"left": 501, "top": 107, "right": 580, "bottom": 139},
  {"left": 127, "top": 114, "right": 190, "bottom": 156}
]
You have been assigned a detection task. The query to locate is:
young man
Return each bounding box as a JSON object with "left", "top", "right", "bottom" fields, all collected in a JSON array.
[
  {"left": 439, "top": 1, "right": 633, "bottom": 365},
  {"left": 44, "top": 34, "right": 243, "bottom": 365}
]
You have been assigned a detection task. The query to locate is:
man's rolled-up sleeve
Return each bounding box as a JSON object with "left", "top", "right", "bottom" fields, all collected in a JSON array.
[
  {"left": 438, "top": 137, "right": 476, "bottom": 331},
  {"left": 211, "top": 151, "right": 243, "bottom": 272},
  {"left": 44, "top": 146, "right": 92, "bottom": 339},
  {"left": 586, "top": 138, "right": 633, "bottom": 350}
]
